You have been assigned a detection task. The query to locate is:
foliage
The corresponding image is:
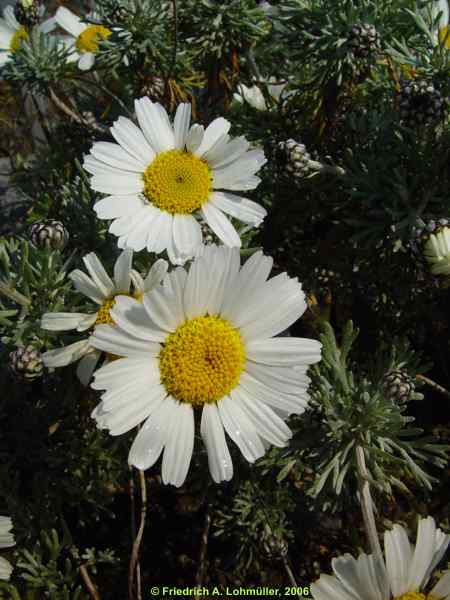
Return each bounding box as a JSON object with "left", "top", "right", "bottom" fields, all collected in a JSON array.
[{"left": 1, "top": 0, "right": 450, "bottom": 592}]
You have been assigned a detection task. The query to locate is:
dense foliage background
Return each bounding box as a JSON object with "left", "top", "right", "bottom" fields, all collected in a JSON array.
[{"left": 1, "top": 0, "right": 450, "bottom": 597}]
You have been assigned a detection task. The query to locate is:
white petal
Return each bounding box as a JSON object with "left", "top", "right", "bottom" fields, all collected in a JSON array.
[
  {"left": 195, "top": 117, "right": 231, "bottom": 157},
  {"left": 103, "top": 384, "right": 167, "bottom": 435},
  {"left": 425, "top": 527, "right": 450, "bottom": 584},
  {"left": 332, "top": 553, "right": 384, "bottom": 600},
  {"left": 41, "top": 312, "right": 91, "bottom": 332},
  {"left": 201, "top": 202, "right": 241, "bottom": 247},
  {"left": 217, "top": 395, "right": 265, "bottom": 462},
  {"left": 221, "top": 250, "right": 273, "bottom": 321},
  {"left": 183, "top": 252, "right": 210, "bottom": 318},
  {"left": 82, "top": 253, "right": 115, "bottom": 298},
  {"left": 406, "top": 517, "right": 438, "bottom": 591},
  {"left": 134, "top": 98, "right": 174, "bottom": 153},
  {"left": 204, "top": 136, "right": 248, "bottom": 169},
  {"left": 123, "top": 210, "right": 159, "bottom": 252},
  {"left": 39, "top": 16, "right": 57, "bottom": 34},
  {"left": 142, "top": 286, "right": 179, "bottom": 332},
  {"left": 92, "top": 357, "right": 159, "bottom": 393},
  {"left": 239, "top": 277, "right": 307, "bottom": 341},
  {"left": 94, "top": 195, "right": 146, "bottom": 220},
  {"left": 186, "top": 124, "right": 204, "bottom": 153},
  {"left": 128, "top": 397, "right": 174, "bottom": 470},
  {"left": 207, "top": 136, "right": 250, "bottom": 169},
  {"left": 0, "top": 517, "right": 14, "bottom": 548},
  {"left": 90, "top": 324, "right": 160, "bottom": 357},
  {"left": 173, "top": 103, "right": 191, "bottom": 149},
  {"left": 310, "top": 574, "right": 359, "bottom": 600},
  {"left": 239, "top": 371, "right": 308, "bottom": 415},
  {"left": 201, "top": 403, "right": 233, "bottom": 483},
  {"left": 55, "top": 7, "right": 85, "bottom": 38},
  {"left": 109, "top": 207, "right": 149, "bottom": 237},
  {"left": 146, "top": 209, "right": 173, "bottom": 254},
  {"left": 0, "top": 556, "right": 13, "bottom": 581},
  {"left": 110, "top": 296, "right": 166, "bottom": 342},
  {"left": 69, "top": 270, "right": 105, "bottom": 304},
  {"left": 384, "top": 524, "right": 413, "bottom": 597},
  {"left": 90, "top": 141, "right": 147, "bottom": 171},
  {"left": 110, "top": 116, "right": 155, "bottom": 164},
  {"left": 84, "top": 156, "right": 125, "bottom": 176},
  {"left": 202, "top": 134, "right": 230, "bottom": 166},
  {"left": 90, "top": 172, "right": 144, "bottom": 195},
  {"left": 3, "top": 6, "right": 19, "bottom": 30},
  {"left": 161, "top": 400, "right": 195, "bottom": 486},
  {"left": 160, "top": 267, "right": 187, "bottom": 324},
  {"left": 212, "top": 149, "right": 266, "bottom": 188},
  {"left": 210, "top": 191, "right": 267, "bottom": 226},
  {"left": 113, "top": 249, "right": 133, "bottom": 292},
  {"left": 143, "top": 259, "right": 169, "bottom": 292},
  {"left": 223, "top": 175, "right": 262, "bottom": 191},
  {"left": 203, "top": 245, "right": 240, "bottom": 315},
  {"left": 0, "top": 27, "right": 13, "bottom": 48},
  {"left": 78, "top": 52, "right": 95, "bottom": 71},
  {"left": 244, "top": 362, "right": 312, "bottom": 396},
  {"left": 42, "top": 339, "right": 91, "bottom": 368},
  {"left": 246, "top": 337, "right": 322, "bottom": 366},
  {"left": 173, "top": 214, "right": 202, "bottom": 257},
  {"left": 232, "top": 387, "right": 292, "bottom": 447}
]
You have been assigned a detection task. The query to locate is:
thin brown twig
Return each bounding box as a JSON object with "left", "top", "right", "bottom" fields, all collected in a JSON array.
[
  {"left": 49, "top": 88, "right": 105, "bottom": 133},
  {"left": 416, "top": 374, "right": 450, "bottom": 399},
  {"left": 195, "top": 505, "right": 211, "bottom": 586},
  {"left": 79, "top": 563, "right": 101, "bottom": 600},
  {"left": 128, "top": 469, "right": 147, "bottom": 600}
]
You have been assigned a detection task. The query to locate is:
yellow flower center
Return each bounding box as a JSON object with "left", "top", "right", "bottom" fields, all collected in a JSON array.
[
  {"left": 75, "top": 25, "right": 112, "bottom": 53},
  {"left": 439, "top": 26, "right": 450, "bottom": 49},
  {"left": 159, "top": 315, "right": 245, "bottom": 406},
  {"left": 142, "top": 149, "right": 212, "bottom": 215},
  {"left": 10, "top": 27, "right": 29, "bottom": 53},
  {"left": 395, "top": 593, "right": 436, "bottom": 600},
  {"left": 95, "top": 298, "right": 116, "bottom": 326}
]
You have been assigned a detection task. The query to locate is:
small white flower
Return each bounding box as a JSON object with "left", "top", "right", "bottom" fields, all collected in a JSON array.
[
  {"left": 234, "top": 78, "right": 290, "bottom": 111},
  {"left": 0, "top": 516, "right": 15, "bottom": 581},
  {"left": 89, "top": 246, "right": 322, "bottom": 487},
  {"left": 423, "top": 227, "right": 450, "bottom": 275},
  {"left": 235, "top": 84, "right": 268, "bottom": 111},
  {"left": 84, "top": 100, "right": 267, "bottom": 264},
  {"left": 311, "top": 516, "right": 450, "bottom": 600},
  {"left": 41, "top": 250, "right": 168, "bottom": 385},
  {"left": 55, "top": 7, "right": 112, "bottom": 71},
  {"left": 0, "top": 5, "right": 55, "bottom": 67}
]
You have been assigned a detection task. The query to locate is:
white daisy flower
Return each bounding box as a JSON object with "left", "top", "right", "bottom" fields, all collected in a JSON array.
[
  {"left": 423, "top": 226, "right": 450, "bottom": 275},
  {"left": 89, "top": 245, "right": 322, "bottom": 487},
  {"left": 84, "top": 99, "right": 268, "bottom": 264},
  {"left": 0, "top": 516, "right": 15, "bottom": 581},
  {"left": 41, "top": 250, "right": 168, "bottom": 385},
  {"left": 55, "top": 7, "right": 112, "bottom": 71},
  {"left": 0, "top": 5, "right": 55, "bottom": 67},
  {"left": 311, "top": 516, "right": 450, "bottom": 600}
]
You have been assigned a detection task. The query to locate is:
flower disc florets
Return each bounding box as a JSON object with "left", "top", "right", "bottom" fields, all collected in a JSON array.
[
  {"left": 159, "top": 315, "right": 245, "bottom": 406},
  {"left": 143, "top": 149, "right": 212, "bottom": 214}
]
